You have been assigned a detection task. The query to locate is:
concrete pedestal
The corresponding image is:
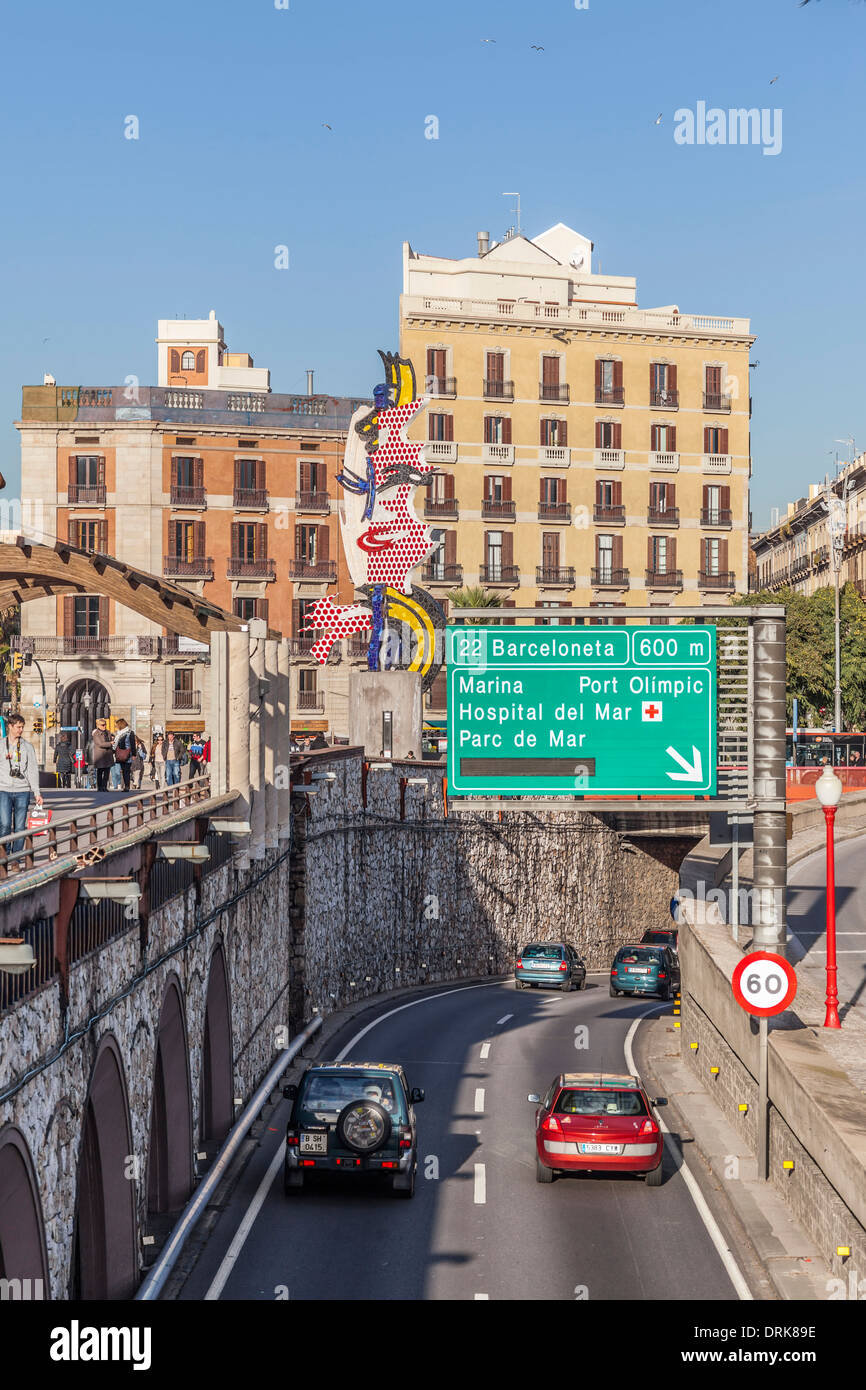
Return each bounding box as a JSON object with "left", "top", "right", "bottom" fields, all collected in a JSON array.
[{"left": 348, "top": 671, "right": 423, "bottom": 760}]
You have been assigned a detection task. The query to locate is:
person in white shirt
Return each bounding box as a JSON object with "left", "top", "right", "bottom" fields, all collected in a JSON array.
[{"left": 0, "top": 714, "right": 43, "bottom": 868}]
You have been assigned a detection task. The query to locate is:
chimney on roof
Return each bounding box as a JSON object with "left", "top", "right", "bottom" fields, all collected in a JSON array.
[
  {"left": 306, "top": 370, "right": 315, "bottom": 396},
  {"left": 477, "top": 231, "right": 489, "bottom": 257}
]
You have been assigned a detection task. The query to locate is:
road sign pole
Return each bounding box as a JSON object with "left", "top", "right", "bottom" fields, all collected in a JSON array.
[
  {"left": 752, "top": 615, "right": 787, "bottom": 956},
  {"left": 731, "top": 817, "right": 739, "bottom": 947},
  {"left": 757, "top": 1015, "right": 769, "bottom": 1181}
]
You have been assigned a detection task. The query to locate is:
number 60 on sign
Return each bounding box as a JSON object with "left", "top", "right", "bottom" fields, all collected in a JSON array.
[{"left": 731, "top": 951, "right": 797, "bottom": 1017}]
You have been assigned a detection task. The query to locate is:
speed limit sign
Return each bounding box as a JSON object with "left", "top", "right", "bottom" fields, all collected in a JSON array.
[{"left": 732, "top": 951, "right": 797, "bottom": 1017}]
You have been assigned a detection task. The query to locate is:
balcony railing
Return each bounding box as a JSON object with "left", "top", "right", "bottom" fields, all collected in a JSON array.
[
  {"left": 479, "top": 564, "right": 519, "bottom": 585},
  {"left": 296, "top": 690, "right": 324, "bottom": 711},
  {"left": 482, "top": 499, "right": 516, "bottom": 521},
  {"left": 647, "top": 506, "right": 679, "bottom": 525},
  {"left": 593, "top": 503, "right": 625, "bottom": 525},
  {"left": 702, "top": 454, "right": 731, "bottom": 473},
  {"left": 482, "top": 443, "right": 514, "bottom": 464},
  {"left": 227, "top": 556, "right": 277, "bottom": 579},
  {"left": 407, "top": 295, "right": 750, "bottom": 336},
  {"left": 538, "top": 501, "right": 571, "bottom": 522},
  {"left": 539, "top": 446, "right": 570, "bottom": 466},
  {"left": 348, "top": 633, "right": 371, "bottom": 657},
  {"left": 233, "top": 488, "right": 269, "bottom": 511},
  {"left": 645, "top": 569, "right": 683, "bottom": 589},
  {"left": 595, "top": 386, "right": 624, "bottom": 406},
  {"left": 424, "top": 497, "right": 459, "bottom": 519},
  {"left": 172, "top": 689, "right": 202, "bottom": 711},
  {"left": 812, "top": 546, "right": 829, "bottom": 566},
  {"left": 295, "top": 491, "right": 331, "bottom": 512},
  {"left": 594, "top": 449, "right": 624, "bottom": 470},
  {"left": 592, "top": 567, "right": 630, "bottom": 588},
  {"left": 428, "top": 376, "right": 457, "bottom": 398},
  {"left": 67, "top": 483, "right": 106, "bottom": 506},
  {"left": 163, "top": 554, "right": 214, "bottom": 579},
  {"left": 483, "top": 379, "right": 514, "bottom": 401},
  {"left": 649, "top": 452, "right": 679, "bottom": 472},
  {"left": 165, "top": 389, "right": 204, "bottom": 410},
  {"left": 286, "top": 559, "right": 335, "bottom": 581},
  {"left": 424, "top": 441, "right": 458, "bottom": 463},
  {"left": 536, "top": 566, "right": 575, "bottom": 587},
  {"left": 14, "top": 635, "right": 162, "bottom": 659},
  {"left": 698, "top": 571, "right": 735, "bottom": 590},
  {"left": 701, "top": 508, "right": 733, "bottom": 528},
  {"left": 703, "top": 392, "right": 732, "bottom": 412},
  {"left": 650, "top": 388, "right": 679, "bottom": 409},
  {"left": 539, "top": 382, "right": 570, "bottom": 403},
  {"left": 170, "top": 485, "right": 206, "bottom": 507},
  {"left": 421, "top": 563, "right": 463, "bottom": 584}
]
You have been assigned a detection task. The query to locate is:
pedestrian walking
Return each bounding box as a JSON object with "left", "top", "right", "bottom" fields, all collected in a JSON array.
[
  {"left": 0, "top": 714, "right": 43, "bottom": 868},
  {"left": 188, "top": 732, "right": 205, "bottom": 779},
  {"left": 113, "top": 718, "right": 137, "bottom": 792},
  {"left": 92, "top": 717, "right": 115, "bottom": 792},
  {"left": 130, "top": 737, "right": 147, "bottom": 790},
  {"left": 163, "top": 732, "right": 186, "bottom": 786},
  {"left": 53, "top": 736, "right": 73, "bottom": 788},
  {"left": 150, "top": 734, "right": 166, "bottom": 788}
]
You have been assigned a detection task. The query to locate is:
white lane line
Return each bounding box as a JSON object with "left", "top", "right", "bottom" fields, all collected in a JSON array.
[
  {"left": 335, "top": 981, "right": 503, "bottom": 1061},
  {"left": 204, "top": 1144, "right": 285, "bottom": 1301},
  {"left": 624, "top": 1007, "right": 753, "bottom": 1303},
  {"left": 475, "top": 1088, "right": 485, "bottom": 1112},
  {"left": 474, "top": 1163, "right": 486, "bottom": 1204},
  {"left": 480, "top": 1042, "right": 491, "bottom": 1059},
  {"left": 204, "top": 980, "right": 505, "bottom": 1299},
  {"left": 474, "top": 1293, "right": 489, "bottom": 1300},
  {"left": 496, "top": 1014, "right": 513, "bottom": 1024}
]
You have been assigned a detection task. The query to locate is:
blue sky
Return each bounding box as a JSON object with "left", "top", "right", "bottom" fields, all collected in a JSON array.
[{"left": 1, "top": 0, "right": 864, "bottom": 528}]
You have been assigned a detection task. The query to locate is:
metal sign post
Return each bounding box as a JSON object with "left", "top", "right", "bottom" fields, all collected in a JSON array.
[{"left": 732, "top": 951, "right": 798, "bottom": 1180}]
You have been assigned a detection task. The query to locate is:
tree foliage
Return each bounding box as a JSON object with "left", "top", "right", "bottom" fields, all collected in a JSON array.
[
  {"left": 447, "top": 586, "right": 503, "bottom": 626},
  {"left": 734, "top": 583, "right": 866, "bottom": 727}
]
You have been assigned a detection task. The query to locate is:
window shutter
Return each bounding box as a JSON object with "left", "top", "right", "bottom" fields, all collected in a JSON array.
[
  {"left": 195, "top": 457, "right": 204, "bottom": 489},
  {"left": 97, "top": 457, "right": 106, "bottom": 486},
  {"left": 501, "top": 531, "right": 514, "bottom": 568},
  {"left": 234, "top": 460, "right": 243, "bottom": 491},
  {"left": 668, "top": 538, "right": 677, "bottom": 572},
  {"left": 701, "top": 538, "right": 710, "bottom": 572},
  {"left": 668, "top": 425, "right": 676, "bottom": 452},
  {"left": 613, "top": 361, "right": 623, "bottom": 390},
  {"left": 704, "top": 428, "right": 711, "bottom": 453},
  {"left": 669, "top": 482, "right": 676, "bottom": 508},
  {"left": 98, "top": 597, "right": 108, "bottom": 637},
  {"left": 702, "top": 484, "right": 710, "bottom": 510},
  {"left": 231, "top": 522, "right": 240, "bottom": 557},
  {"left": 719, "top": 538, "right": 729, "bottom": 574},
  {"left": 444, "top": 530, "right": 457, "bottom": 566},
  {"left": 259, "top": 598, "right": 269, "bottom": 625},
  {"left": 501, "top": 418, "right": 512, "bottom": 445},
  {"left": 196, "top": 349, "right": 205, "bottom": 373},
  {"left": 442, "top": 472, "right": 455, "bottom": 499},
  {"left": 720, "top": 428, "right": 729, "bottom": 454},
  {"left": 706, "top": 365, "right": 721, "bottom": 394},
  {"left": 317, "top": 526, "right": 329, "bottom": 562},
  {"left": 594, "top": 359, "right": 602, "bottom": 391},
  {"left": 595, "top": 421, "right": 603, "bottom": 449},
  {"left": 647, "top": 536, "right": 655, "bottom": 569},
  {"left": 63, "top": 595, "right": 74, "bottom": 638},
  {"left": 170, "top": 457, "right": 179, "bottom": 488},
  {"left": 721, "top": 485, "right": 730, "bottom": 511},
  {"left": 444, "top": 413, "right": 454, "bottom": 442},
  {"left": 256, "top": 523, "right": 268, "bottom": 559},
  {"left": 501, "top": 476, "right": 512, "bottom": 502},
  {"left": 428, "top": 668, "right": 448, "bottom": 709},
  {"left": 97, "top": 521, "right": 107, "bottom": 553},
  {"left": 612, "top": 480, "right": 622, "bottom": 505},
  {"left": 194, "top": 521, "right": 205, "bottom": 557},
  {"left": 612, "top": 535, "right": 624, "bottom": 570},
  {"left": 668, "top": 364, "right": 677, "bottom": 392},
  {"left": 68, "top": 457, "right": 77, "bottom": 489},
  {"left": 292, "top": 599, "right": 302, "bottom": 634},
  {"left": 651, "top": 423, "right": 659, "bottom": 452},
  {"left": 542, "top": 355, "right": 559, "bottom": 386},
  {"left": 542, "top": 532, "right": 559, "bottom": 567},
  {"left": 170, "top": 350, "right": 180, "bottom": 373},
  {"left": 299, "top": 460, "right": 312, "bottom": 492},
  {"left": 612, "top": 423, "right": 622, "bottom": 450}
]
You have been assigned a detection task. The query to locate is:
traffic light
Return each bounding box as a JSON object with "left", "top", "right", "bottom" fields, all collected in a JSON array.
[
  {"left": 11, "top": 653, "right": 22, "bottom": 673},
  {"left": 23, "top": 653, "right": 32, "bottom": 667},
  {"left": 46, "top": 710, "right": 56, "bottom": 729},
  {"left": 33, "top": 718, "right": 43, "bottom": 734}
]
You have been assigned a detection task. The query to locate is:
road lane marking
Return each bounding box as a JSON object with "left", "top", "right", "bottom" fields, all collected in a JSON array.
[
  {"left": 496, "top": 1014, "right": 513, "bottom": 1024},
  {"left": 475, "top": 1088, "right": 485, "bottom": 1112},
  {"left": 335, "top": 981, "right": 503, "bottom": 1061},
  {"left": 480, "top": 1042, "right": 491, "bottom": 1059},
  {"left": 204, "top": 1144, "right": 285, "bottom": 1301},
  {"left": 624, "top": 1008, "right": 753, "bottom": 1302},
  {"left": 474, "top": 1163, "right": 486, "bottom": 1204},
  {"left": 474, "top": 1293, "right": 489, "bottom": 1300}
]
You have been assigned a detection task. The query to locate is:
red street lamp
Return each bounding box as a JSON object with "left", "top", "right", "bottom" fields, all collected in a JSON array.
[{"left": 815, "top": 765, "right": 844, "bottom": 1028}]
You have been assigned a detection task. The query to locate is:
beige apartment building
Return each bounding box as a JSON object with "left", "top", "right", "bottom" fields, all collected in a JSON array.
[
  {"left": 401, "top": 222, "right": 754, "bottom": 624},
  {"left": 751, "top": 453, "right": 866, "bottom": 597}
]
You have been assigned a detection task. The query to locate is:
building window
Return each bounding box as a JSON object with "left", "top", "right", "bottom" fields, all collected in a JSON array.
[
  {"left": 174, "top": 668, "right": 194, "bottom": 696},
  {"left": 73, "top": 596, "right": 101, "bottom": 638},
  {"left": 233, "top": 597, "right": 269, "bottom": 623},
  {"left": 651, "top": 423, "right": 676, "bottom": 452},
  {"left": 181, "top": 351, "right": 195, "bottom": 371},
  {"left": 72, "top": 455, "right": 101, "bottom": 485},
  {"left": 428, "top": 413, "right": 454, "bottom": 442},
  {"left": 650, "top": 481, "right": 674, "bottom": 514},
  {"left": 540, "top": 418, "right": 567, "bottom": 447},
  {"left": 595, "top": 421, "right": 621, "bottom": 450},
  {"left": 704, "top": 538, "right": 721, "bottom": 575},
  {"left": 704, "top": 427, "right": 728, "bottom": 454},
  {"left": 596, "top": 534, "right": 614, "bottom": 580},
  {"left": 174, "top": 457, "right": 200, "bottom": 488},
  {"left": 651, "top": 536, "right": 669, "bottom": 573},
  {"left": 69, "top": 519, "right": 107, "bottom": 552},
  {"left": 295, "top": 524, "right": 322, "bottom": 564},
  {"left": 486, "top": 531, "right": 503, "bottom": 576},
  {"left": 484, "top": 416, "right": 511, "bottom": 445},
  {"left": 650, "top": 363, "right": 677, "bottom": 405}
]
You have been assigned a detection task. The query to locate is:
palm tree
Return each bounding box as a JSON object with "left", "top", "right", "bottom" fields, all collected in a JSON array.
[{"left": 447, "top": 586, "right": 503, "bottom": 625}]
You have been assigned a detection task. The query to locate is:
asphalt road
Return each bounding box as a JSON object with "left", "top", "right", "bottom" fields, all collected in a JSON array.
[
  {"left": 178, "top": 979, "right": 741, "bottom": 1302},
  {"left": 789, "top": 837, "right": 866, "bottom": 1020}
]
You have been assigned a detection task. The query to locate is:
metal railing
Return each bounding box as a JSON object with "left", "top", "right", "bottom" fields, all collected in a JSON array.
[
  {"left": 703, "top": 392, "right": 732, "bottom": 412},
  {"left": 536, "top": 566, "right": 575, "bottom": 586},
  {"left": 645, "top": 569, "right": 683, "bottom": 589},
  {"left": 14, "top": 635, "right": 162, "bottom": 658},
  {"left": 421, "top": 563, "right": 463, "bottom": 584},
  {"left": 538, "top": 501, "right": 571, "bottom": 522},
  {"left": 593, "top": 503, "right": 625, "bottom": 524},
  {"left": 295, "top": 491, "right": 331, "bottom": 512},
  {"left": 424, "top": 497, "right": 459, "bottom": 519},
  {"left": 428, "top": 376, "right": 457, "bottom": 397},
  {"left": 698, "top": 570, "right": 735, "bottom": 589},
  {"left": 170, "top": 485, "right": 206, "bottom": 507},
  {"left": 172, "top": 690, "right": 202, "bottom": 711},
  {"left": 296, "top": 690, "right": 324, "bottom": 710},
  {"left": 591, "top": 567, "right": 630, "bottom": 587},
  {"left": 286, "top": 559, "right": 335, "bottom": 581},
  {"left": 650, "top": 388, "right": 679, "bottom": 408},
  {"left": 701, "top": 508, "right": 733, "bottom": 527},
  {"left": 539, "top": 382, "right": 570, "bottom": 403},
  {"left": 233, "top": 488, "right": 269, "bottom": 510},
  {"left": 595, "top": 386, "right": 624, "bottom": 406},
  {"left": 481, "top": 499, "right": 515, "bottom": 520},
  {"left": 163, "top": 555, "right": 214, "bottom": 578},
  {"left": 483, "top": 379, "right": 514, "bottom": 400},
  {"left": 228, "top": 556, "right": 277, "bottom": 579},
  {"left": 479, "top": 564, "right": 519, "bottom": 584},
  {"left": 647, "top": 506, "right": 679, "bottom": 525},
  {"left": 67, "top": 483, "right": 106, "bottom": 506}
]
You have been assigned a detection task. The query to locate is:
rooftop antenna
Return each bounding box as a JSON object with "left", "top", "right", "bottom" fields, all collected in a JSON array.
[{"left": 502, "top": 191, "right": 522, "bottom": 236}]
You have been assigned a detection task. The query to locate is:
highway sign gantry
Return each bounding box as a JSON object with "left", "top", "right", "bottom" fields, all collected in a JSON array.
[{"left": 446, "top": 625, "right": 717, "bottom": 797}]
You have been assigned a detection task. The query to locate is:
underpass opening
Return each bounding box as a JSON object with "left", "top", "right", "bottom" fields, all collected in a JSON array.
[
  {"left": 0, "top": 1127, "right": 49, "bottom": 1296},
  {"left": 201, "top": 943, "right": 233, "bottom": 1146},
  {"left": 147, "top": 977, "right": 193, "bottom": 1216},
  {"left": 58, "top": 677, "right": 111, "bottom": 751},
  {"left": 72, "top": 1035, "right": 137, "bottom": 1300}
]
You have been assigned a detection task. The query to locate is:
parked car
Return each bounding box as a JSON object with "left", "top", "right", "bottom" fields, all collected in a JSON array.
[
  {"left": 283, "top": 1061, "right": 424, "bottom": 1197},
  {"left": 529, "top": 1072, "right": 665, "bottom": 1185},
  {"left": 641, "top": 928, "right": 679, "bottom": 950},
  {"left": 515, "top": 942, "right": 587, "bottom": 991},
  {"left": 610, "top": 944, "right": 680, "bottom": 1000}
]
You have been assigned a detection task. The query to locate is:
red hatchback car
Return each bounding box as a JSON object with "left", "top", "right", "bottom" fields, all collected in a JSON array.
[{"left": 529, "top": 1072, "right": 665, "bottom": 1186}]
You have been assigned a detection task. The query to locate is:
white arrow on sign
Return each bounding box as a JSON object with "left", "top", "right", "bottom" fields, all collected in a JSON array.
[{"left": 666, "top": 744, "right": 703, "bottom": 783}]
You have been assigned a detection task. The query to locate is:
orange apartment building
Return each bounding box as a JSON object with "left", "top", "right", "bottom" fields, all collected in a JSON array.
[{"left": 14, "top": 315, "right": 371, "bottom": 747}]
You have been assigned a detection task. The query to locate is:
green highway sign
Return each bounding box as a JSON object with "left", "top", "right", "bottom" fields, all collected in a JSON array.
[{"left": 446, "top": 625, "right": 717, "bottom": 797}]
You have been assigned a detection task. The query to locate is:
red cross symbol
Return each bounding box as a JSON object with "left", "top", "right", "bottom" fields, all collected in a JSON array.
[
  {"left": 642, "top": 702, "right": 663, "bottom": 721},
  {"left": 646, "top": 704, "right": 660, "bottom": 719}
]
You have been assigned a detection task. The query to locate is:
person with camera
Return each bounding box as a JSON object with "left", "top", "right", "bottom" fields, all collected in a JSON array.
[{"left": 0, "top": 713, "right": 43, "bottom": 868}]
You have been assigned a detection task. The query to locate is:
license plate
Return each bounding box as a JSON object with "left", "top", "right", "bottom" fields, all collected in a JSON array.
[
  {"left": 579, "top": 1143, "right": 621, "bottom": 1155},
  {"left": 300, "top": 1132, "right": 328, "bottom": 1154},
  {"left": 628, "top": 967, "right": 650, "bottom": 975}
]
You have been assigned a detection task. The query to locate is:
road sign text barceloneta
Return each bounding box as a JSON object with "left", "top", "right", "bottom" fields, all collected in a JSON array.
[{"left": 447, "top": 625, "right": 717, "bottom": 796}]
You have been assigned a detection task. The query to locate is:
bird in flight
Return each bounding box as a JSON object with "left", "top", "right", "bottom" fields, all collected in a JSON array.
[
  {"left": 770, "top": 75, "right": 780, "bottom": 84},
  {"left": 481, "top": 38, "right": 496, "bottom": 43},
  {"left": 531, "top": 45, "right": 544, "bottom": 51},
  {"left": 654, "top": 113, "right": 663, "bottom": 124},
  {"left": 322, "top": 123, "right": 332, "bottom": 130}
]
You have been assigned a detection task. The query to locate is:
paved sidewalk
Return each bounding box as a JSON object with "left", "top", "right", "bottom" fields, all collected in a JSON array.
[{"left": 639, "top": 1013, "right": 833, "bottom": 1301}]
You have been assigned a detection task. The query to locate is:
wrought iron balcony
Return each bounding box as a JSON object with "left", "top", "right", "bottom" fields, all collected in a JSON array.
[
  {"left": 428, "top": 376, "right": 457, "bottom": 398},
  {"left": 593, "top": 503, "right": 625, "bottom": 525},
  {"left": 67, "top": 483, "right": 106, "bottom": 506},
  {"left": 595, "top": 386, "right": 624, "bottom": 406},
  {"left": 227, "top": 556, "right": 277, "bottom": 579},
  {"left": 650, "top": 388, "right": 679, "bottom": 408},
  {"left": 591, "top": 567, "right": 630, "bottom": 588},
  {"left": 296, "top": 690, "right": 324, "bottom": 711},
  {"left": 539, "top": 382, "right": 570, "bottom": 403},
  {"left": 233, "top": 488, "right": 269, "bottom": 511},
  {"left": 483, "top": 379, "right": 514, "bottom": 401},
  {"left": 645, "top": 569, "right": 683, "bottom": 589},
  {"left": 163, "top": 554, "right": 214, "bottom": 579},
  {"left": 285, "top": 559, "right": 335, "bottom": 581},
  {"left": 479, "top": 564, "right": 519, "bottom": 585},
  {"left": 424, "top": 497, "right": 459, "bottom": 520},
  {"left": 421, "top": 562, "right": 463, "bottom": 584},
  {"left": 172, "top": 689, "right": 202, "bottom": 711},
  {"left": 295, "top": 491, "right": 331, "bottom": 512},
  {"left": 703, "top": 392, "right": 732, "bottom": 412},
  {"left": 538, "top": 501, "right": 571, "bottom": 522},
  {"left": 701, "top": 508, "right": 732, "bottom": 528},
  {"left": 536, "top": 566, "right": 575, "bottom": 587},
  {"left": 698, "top": 570, "right": 735, "bottom": 589},
  {"left": 14, "top": 635, "right": 161, "bottom": 659},
  {"left": 170, "top": 485, "right": 206, "bottom": 508},
  {"left": 481, "top": 499, "right": 516, "bottom": 520},
  {"left": 647, "top": 506, "right": 679, "bottom": 525}
]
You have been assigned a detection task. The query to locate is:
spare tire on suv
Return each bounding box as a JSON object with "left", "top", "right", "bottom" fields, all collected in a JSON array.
[{"left": 336, "top": 1099, "right": 391, "bottom": 1154}]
